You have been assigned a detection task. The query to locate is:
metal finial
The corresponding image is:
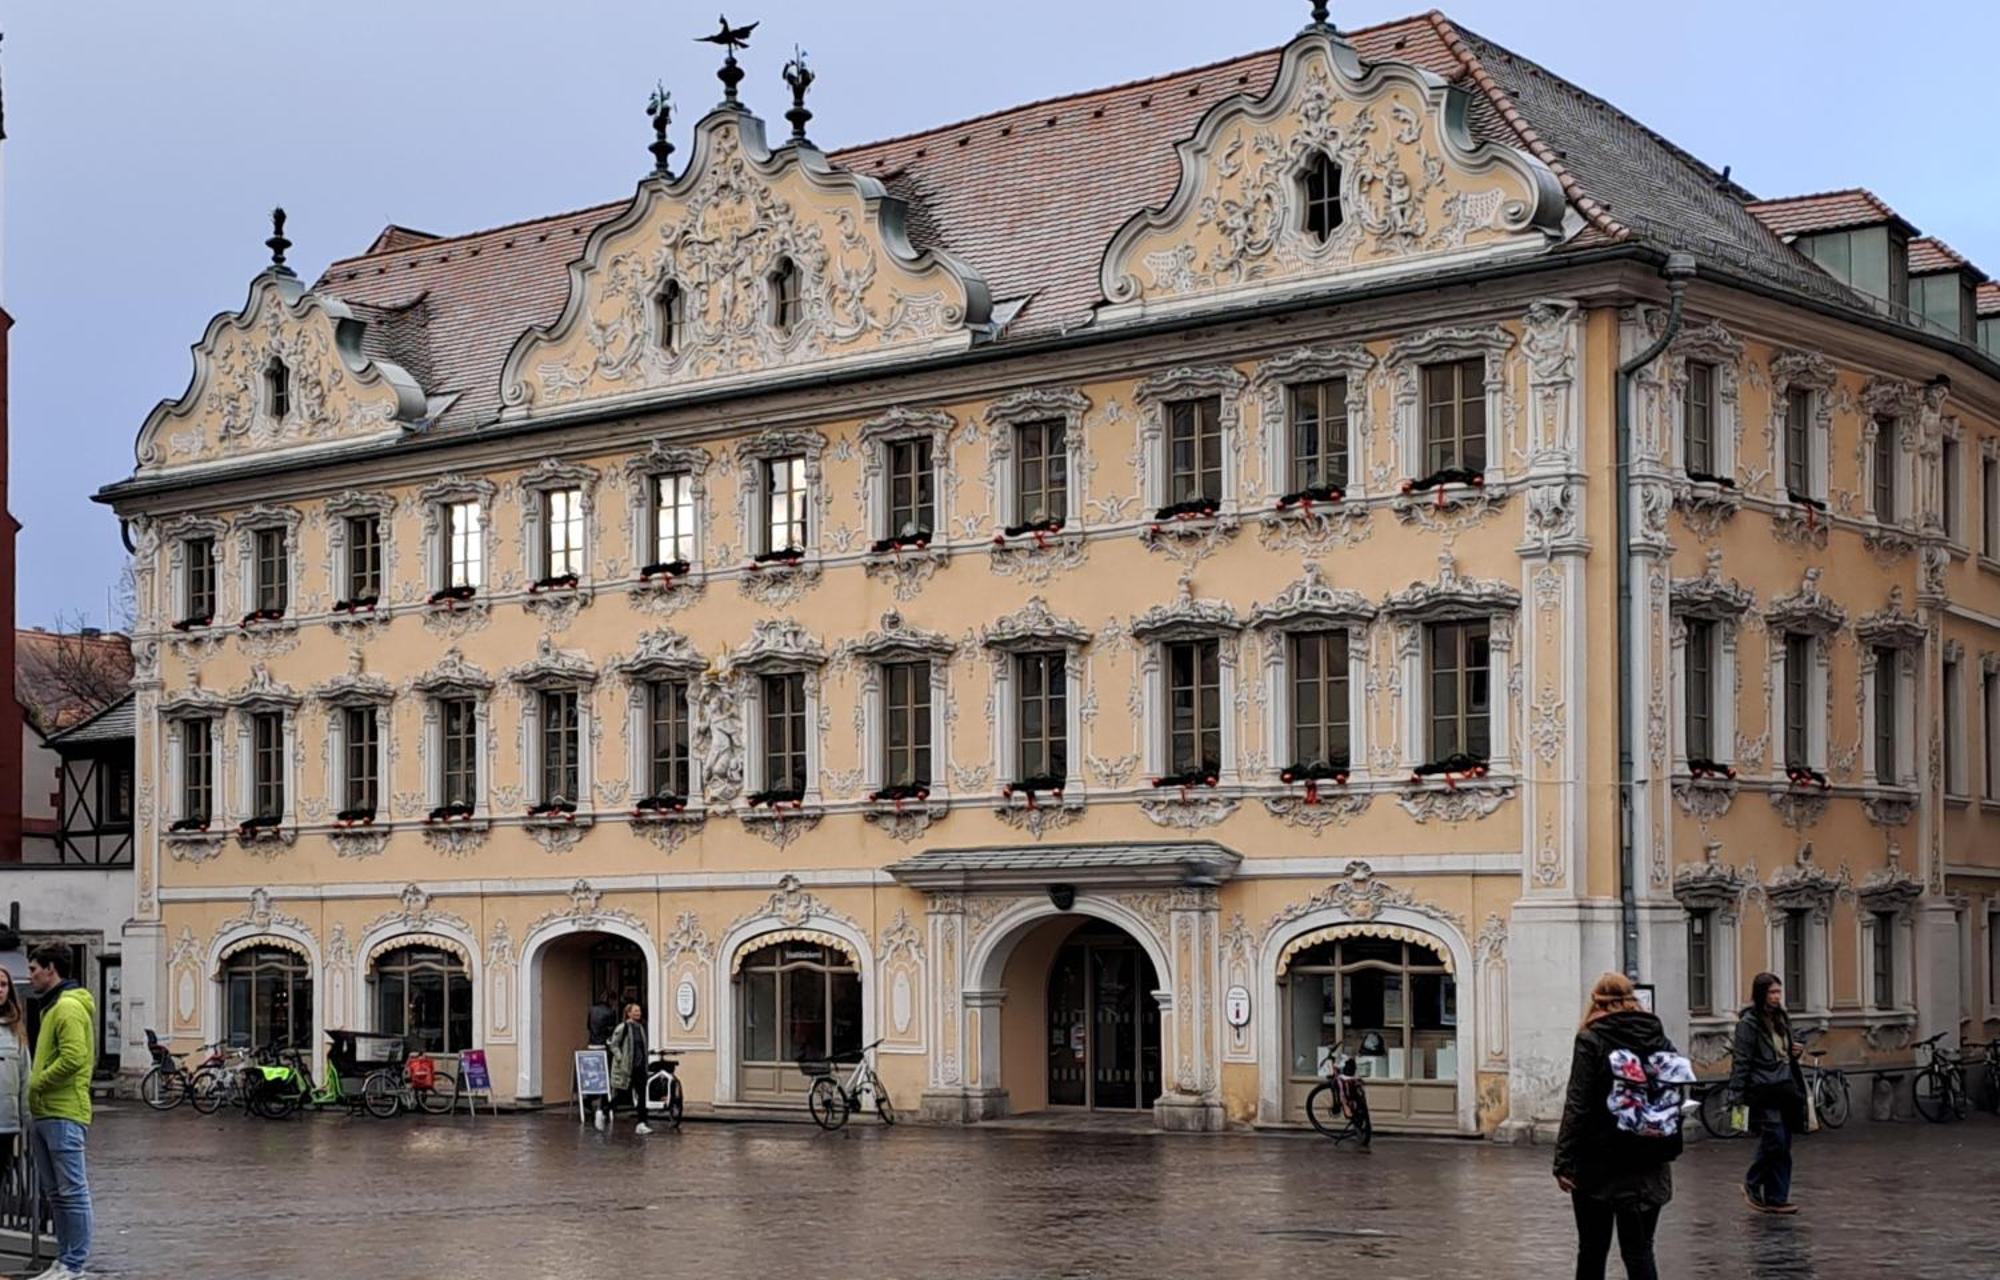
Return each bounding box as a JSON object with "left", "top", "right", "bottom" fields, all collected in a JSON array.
[
  {"left": 0, "top": 33, "right": 9, "bottom": 144},
  {"left": 782, "top": 46, "right": 814, "bottom": 145},
  {"left": 1309, "top": 1, "right": 1332, "bottom": 30},
  {"left": 697, "top": 14, "right": 758, "bottom": 104},
  {"left": 266, "top": 207, "right": 294, "bottom": 276},
  {"left": 646, "top": 82, "right": 676, "bottom": 177}
]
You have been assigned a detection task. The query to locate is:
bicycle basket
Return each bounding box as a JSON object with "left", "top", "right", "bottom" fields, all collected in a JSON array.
[
  {"left": 407, "top": 1054, "right": 436, "bottom": 1089},
  {"left": 796, "top": 1058, "right": 834, "bottom": 1079}
]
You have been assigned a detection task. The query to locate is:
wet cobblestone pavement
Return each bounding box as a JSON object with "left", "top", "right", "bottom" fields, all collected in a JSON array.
[{"left": 74, "top": 1106, "right": 2000, "bottom": 1278}]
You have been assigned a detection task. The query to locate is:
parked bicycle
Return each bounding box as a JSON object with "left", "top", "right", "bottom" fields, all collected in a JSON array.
[
  {"left": 1304, "top": 1050, "right": 1373, "bottom": 1149},
  {"left": 362, "top": 1045, "right": 459, "bottom": 1118},
  {"left": 802, "top": 1038, "right": 896, "bottom": 1130},
  {"left": 1693, "top": 1047, "right": 1745, "bottom": 1139},
  {"left": 1798, "top": 1028, "right": 1850, "bottom": 1129},
  {"left": 1914, "top": 1031, "right": 1969, "bottom": 1123},
  {"left": 188, "top": 1041, "right": 262, "bottom": 1115},
  {"left": 644, "top": 1051, "right": 686, "bottom": 1129},
  {"left": 1966, "top": 1038, "right": 2000, "bottom": 1113},
  {"left": 139, "top": 1031, "right": 225, "bottom": 1111}
]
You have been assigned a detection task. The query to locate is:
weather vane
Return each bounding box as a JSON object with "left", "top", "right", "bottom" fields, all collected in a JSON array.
[
  {"left": 697, "top": 14, "right": 758, "bottom": 103},
  {"left": 266, "top": 207, "right": 294, "bottom": 277},
  {"left": 782, "top": 46, "right": 814, "bottom": 145},
  {"left": 646, "top": 82, "right": 675, "bottom": 177}
]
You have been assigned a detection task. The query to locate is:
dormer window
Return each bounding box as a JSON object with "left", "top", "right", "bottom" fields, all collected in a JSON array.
[
  {"left": 770, "top": 257, "right": 801, "bottom": 332},
  {"left": 655, "top": 280, "right": 685, "bottom": 353},
  {"left": 1301, "top": 152, "right": 1343, "bottom": 244},
  {"left": 264, "top": 357, "right": 291, "bottom": 420}
]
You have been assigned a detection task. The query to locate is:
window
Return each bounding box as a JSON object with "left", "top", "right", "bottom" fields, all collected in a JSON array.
[
  {"left": 541, "top": 488, "right": 585, "bottom": 580},
  {"left": 1164, "top": 639, "right": 1221, "bottom": 776},
  {"left": 345, "top": 515, "right": 382, "bottom": 603},
  {"left": 1290, "top": 631, "right": 1350, "bottom": 769},
  {"left": 372, "top": 945, "right": 472, "bottom": 1054},
  {"left": 650, "top": 473, "right": 696, "bottom": 568},
  {"left": 1781, "top": 910, "right": 1808, "bottom": 1005},
  {"left": 1015, "top": 420, "right": 1068, "bottom": 526},
  {"left": 1871, "top": 912, "right": 1896, "bottom": 1009},
  {"left": 223, "top": 947, "right": 311, "bottom": 1050},
  {"left": 881, "top": 661, "right": 932, "bottom": 788},
  {"left": 763, "top": 455, "right": 809, "bottom": 554},
  {"left": 1166, "top": 397, "right": 1223, "bottom": 507},
  {"left": 1944, "top": 656, "right": 1962, "bottom": 794},
  {"left": 251, "top": 711, "right": 285, "bottom": 821},
  {"left": 1685, "top": 619, "right": 1716, "bottom": 762},
  {"left": 1984, "top": 456, "right": 1999, "bottom": 558},
  {"left": 264, "top": 357, "right": 291, "bottom": 420},
  {"left": 761, "top": 672, "right": 808, "bottom": 796},
  {"left": 1288, "top": 380, "right": 1349, "bottom": 493},
  {"left": 1944, "top": 437, "right": 1963, "bottom": 540},
  {"left": 181, "top": 719, "right": 214, "bottom": 822},
  {"left": 440, "top": 698, "right": 478, "bottom": 810},
  {"left": 770, "top": 257, "right": 800, "bottom": 331},
  {"left": 343, "top": 707, "right": 378, "bottom": 815},
  {"left": 885, "top": 438, "right": 935, "bottom": 541},
  {"left": 253, "top": 527, "right": 288, "bottom": 614},
  {"left": 655, "top": 280, "right": 684, "bottom": 352},
  {"left": 1301, "top": 151, "right": 1343, "bottom": 243},
  {"left": 1783, "top": 632, "right": 1813, "bottom": 768},
  {"left": 1872, "top": 416, "right": 1898, "bottom": 521},
  {"left": 1783, "top": 389, "right": 1813, "bottom": 498},
  {"left": 1687, "top": 909, "right": 1713, "bottom": 1016},
  {"left": 647, "top": 680, "right": 691, "bottom": 800},
  {"left": 1423, "top": 358, "right": 1486, "bottom": 475},
  {"left": 445, "top": 501, "right": 483, "bottom": 589},
  {"left": 1427, "top": 620, "right": 1491, "bottom": 762},
  {"left": 539, "top": 690, "right": 580, "bottom": 805},
  {"left": 1015, "top": 651, "right": 1067, "bottom": 785},
  {"left": 1874, "top": 645, "right": 1900, "bottom": 786},
  {"left": 737, "top": 942, "right": 861, "bottom": 1081},
  {"left": 184, "top": 537, "right": 216, "bottom": 623},
  {"left": 1285, "top": 937, "right": 1455, "bottom": 1094},
  {"left": 101, "top": 759, "right": 133, "bottom": 826},
  {"left": 1986, "top": 670, "right": 1999, "bottom": 800},
  {"left": 1684, "top": 362, "right": 1716, "bottom": 477}
]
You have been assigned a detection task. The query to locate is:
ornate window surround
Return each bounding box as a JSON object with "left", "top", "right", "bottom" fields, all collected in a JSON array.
[
  {"left": 1132, "top": 365, "right": 1248, "bottom": 519},
  {"left": 1248, "top": 562, "right": 1376, "bottom": 781},
  {"left": 1860, "top": 377, "right": 1920, "bottom": 533},
  {"left": 610, "top": 628, "right": 707, "bottom": 813},
  {"left": 323, "top": 490, "right": 396, "bottom": 611},
  {"left": 1768, "top": 349, "right": 1835, "bottom": 508},
  {"left": 227, "top": 666, "right": 303, "bottom": 841},
  {"left": 311, "top": 659, "right": 395, "bottom": 822},
  {"left": 622, "top": 440, "right": 712, "bottom": 582},
  {"left": 1855, "top": 862, "right": 1922, "bottom": 1020},
  {"left": 517, "top": 457, "right": 601, "bottom": 594},
  {"left": 981, "top": 597, "right": 1092, "bottom": 799},
  {"left": 1669, "top": 551, "right": 1754, "bottom": 777},
  {"left": 1251, "top": 344, "right": 1375, "bottom": 503},
  {"left": 418, "top": 475, "right": 499, "bottom": 600},
  {"left": 409, "top": 648, "right": 496, "bottom": 818},
  {"left": 1764, "top": 569, "right": 1846, "bottom": 777},
  {"left": 984, "top": 388, "right": 1090, "bottom": 530},
  {"left": 231, "top": 505, "right": 303, "bottom": 625},
  {"left": 733, "top": 427, "right": 826, "bottom": 571},
  {"left": 728, "top": 619, "right": 829, "bottom": 806},
  {"left": 1856, "top": 592, "right": 1925, "bottom": 795},
  {"left": 1382, "top": 324, "right": 1516, "bottom": 489},
  {"left": 161, "top": 515, "right": 228, "bottom": 628},
  {"left": 859, "top": 408, "right": 954, "bottom": 547},
  {"left": 1665, "top": 320, "right": 1744, "bottom": 492},
  {"left": 1673, "top": 843, "right": 1750, "bottom": 1048},
  {"left": 1129, "top": 582, "right": 1245, "bottom": 783},
  {"left": 1754, "top": 846, "right": 1842, "bottom": 1020},
  {"left": 505, "top": 637, "right": 600, "bottom": 814},
  {"left": 1940, "top": 638, "right": 1969, "bottom": 800},
  {"left": 160, "top": 685, "right": 230, "bottom": 840},
  {"left": 1380, "top": 553, "right": 1520, "bottom": 775},
  {"left": 845, "top": 611, "right": 956, "bottom": 804}
]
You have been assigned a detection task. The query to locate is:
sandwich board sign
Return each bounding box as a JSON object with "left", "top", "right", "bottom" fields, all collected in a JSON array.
[
  {"left": 459, "top": 1049, "right": 493, "bottom": 1118},
  {"left": 574, "top": 1047, "right": 612, "bottom": 1123}
]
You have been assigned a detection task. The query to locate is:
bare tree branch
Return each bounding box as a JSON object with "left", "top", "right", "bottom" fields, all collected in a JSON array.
[{"left": 16, "top": 613, "right": 132, "bottom": 730}]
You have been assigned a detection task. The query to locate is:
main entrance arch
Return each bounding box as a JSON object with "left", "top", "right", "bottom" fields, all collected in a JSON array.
[{"left": 516, "top": 919, "right": 658, "bottom": 1104}]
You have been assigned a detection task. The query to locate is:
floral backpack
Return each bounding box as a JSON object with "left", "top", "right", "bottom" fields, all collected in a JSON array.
[{"left": 1604, "top": 1047, "right": 1695, "bottom": 1161}]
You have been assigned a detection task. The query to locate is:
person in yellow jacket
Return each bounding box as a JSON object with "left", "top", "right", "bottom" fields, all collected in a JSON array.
[{"left": 26, "top": 943, "right": 94, "bottom": 1280}]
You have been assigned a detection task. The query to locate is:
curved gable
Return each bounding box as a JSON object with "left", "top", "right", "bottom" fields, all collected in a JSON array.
[
  {"left": 1099, "top": 28, "right": 1565, "bottom": 322},
  {"left": 135, "top": 272, "right": 427, "bottom": 474},
  {"left": 502, "top": 106, "right": 992, "bottom": 418}
]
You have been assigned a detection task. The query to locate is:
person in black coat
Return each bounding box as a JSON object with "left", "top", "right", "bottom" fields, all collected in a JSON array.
[
  {"left": 1554, "top": 972, "right": 1676, "bottom": 1280},
  {"left": 1726, "top": 971, "right": 1806, "bottom": 1214}
]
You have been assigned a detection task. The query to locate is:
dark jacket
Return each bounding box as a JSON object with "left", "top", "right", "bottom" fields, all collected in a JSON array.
[
  {"left": 1726, "top": 1005, "right": 1802, "bottom": 1122},
  {"left": 609, "top": 1018, "right": 648, "bottom": 1092},
  {"left": 1553, "top": 1010, "right": 1676, "bottom": 1209},
  {"left": 587, "top": 1001, "right": 617, "bottom": 1046}
]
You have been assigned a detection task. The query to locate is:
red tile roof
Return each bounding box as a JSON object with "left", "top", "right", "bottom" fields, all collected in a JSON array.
[
  {"left": 1979, "top": 281, "right": 2000, "bottom": 318},
  {"left": 1908, "top": 235, "right": 1985, "bottom": 281},
  {"left": 1745, "top": 188, "right": 1917, "bottom": 239}
]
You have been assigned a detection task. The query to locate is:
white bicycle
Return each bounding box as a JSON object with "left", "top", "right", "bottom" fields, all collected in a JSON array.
[{"left": 802, "top": 1037, "right": 895, "bottom": 1130}]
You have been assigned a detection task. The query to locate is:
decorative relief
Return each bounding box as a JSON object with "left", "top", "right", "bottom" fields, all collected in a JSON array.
[
  {"left": 1266, "top": 860, "right": 1466, "bottom": 933},
  {"left": 1397, "top": 783, "right": 1514, "bottom": 824},
  {"left": 729, "top": 874, "right": 858, "bottom": 933},
  {"left": 1263, "top": 791, "right": 1372, "bottom": 832},
  {"left": 1138, "top": 794, "right": 1239, "bottom": 830}
]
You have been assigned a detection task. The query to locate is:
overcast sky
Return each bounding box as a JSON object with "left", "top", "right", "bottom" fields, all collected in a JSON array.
[{"left": 6, "top": 0, "right": 1996, "bottom": 628}]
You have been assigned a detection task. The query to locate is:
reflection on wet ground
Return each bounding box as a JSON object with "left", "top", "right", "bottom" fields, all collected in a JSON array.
[{"left": 77, "top": 1107, "right": 2000, "bottom": 1278}]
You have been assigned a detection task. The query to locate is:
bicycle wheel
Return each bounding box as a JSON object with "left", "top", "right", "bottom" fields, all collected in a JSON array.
[
  {"left": 1351, "top": 1087, "right": 1373, "bottom": 1149},
  {"left": 251, "top": 1082, "right": 301, "bottom": 1120},
  {"left": 665, "top": 1077, "right": 684, "bottom": 1128},
  {"left": 189, "top": 1068, "right": 227, "bottom": 1115},
  {"left": 1816, "top": 1072, "right": 1850, "bottom": 1129},
  {"left": 807, "top": 1076, "right": 847, "bottom": 1130},
  {"left": 1697, "top": 1087, "right": 1741, "bottom": 1139},
  {"left": 1914, "top": 1067, "right": 1958, "bottom": 1123},
  {"left": 874, "top": 1087, "right": 897, "bottom": 1127},
  {"left": 140, "top": 1066, "right": 185, "bottom": 1111},
  {"left": 419, "top": 1072, "right": 459, "bottom": 1116},
  {"left": 362, "top": 1071, "right": 402, "bottom": 1119},
  {"left": 1304, "top": 1082, "right": 1344, "bottom": 1138}
]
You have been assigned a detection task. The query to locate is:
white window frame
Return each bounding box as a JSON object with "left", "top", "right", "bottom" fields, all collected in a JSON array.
[
  {"left": 1941, "top": 641, "right": 1968, "bottom": 799},
  {"left": 161, "top": 707, "right": 226, "bottom": 826},
  {"left": 1667, "top": 323, "right": 1744, "bottom": 484},
  {"left": 848, "top": 613, "right": 956, "bottom": 802},
  {"left": 729, "top": 620, "right": 829, "bottom": 806},
  {"left": 1382, "top": 325, "right": 1515, "bottom": 488},
  {"left": 1382, "top": 559, "right": 1519, "bottom": 775},
  {"left": 611, "top": 630, "right": 707, "bottom": 810},
  {"left": 1860, "top": 642, "right": 1919, "bottom": 791},
  {"left": 1133, "top": 365, "right": 1247, "bottom": 517},
  {"left": 1130, "top": 588, "right": 1244, "bottom": 784},
  {"left": 1856, "top": 901, "right": 1917, "bottom": 1015},
  {"left": 519, "top": 459, "right": 599, "bottom": 589},
  {"left": 732, "top": 428, "right": 826, "bottom": 568},
  {"left": 324, "top": 492, "right": 394, "bottom": 608},
  {"left": 1249, "top": 563, "right": 1375, "bottom": 780},
  {"left": 413, "top": 652, "right": 495, "bottom": 816},
  {"left": 984, "top": 388, "right": 1090, "bottom": 530},
  {"left": 1864, "top": 413, "right": 1909, "bottom": 526},
  {"left": 1942, "top": 424, "right": 1966, "bottom": 549},
  {"left": 1770, "top": 630, "right": 1830, "bottom": 774},
  {"left": 508, "top": 641, "right": 599, "bottom": 811},
  {"left": 1986, "top": 901, "right": 2000, "bottom": 1024},
  {"left": 419, "top": 476, "right": 497, "bottom": 597},
  {"left": 162, "top": 517, "right": 227, "bottom": 627},
  {"left": 1769, "top": 350, "right": 1834, "bottom": 507},
  {"left": 981, "top": 599, "right": 1092, "bottom": 798},
  {"left": 1767, "top": 904, "right": 1830, "bottom": 1019},
  {"left": 1982, "top": 653, "right": 2000, "bottom": 802},
  {"left": 1979, "top": 438, "right": 2000, "bottom": 567},
  {"left": 1669, "top": 560, "right": 1752, "bottom": 774},
  {"left": 327, "top": 700, "right": 390, "bottom": 818},
  {"left": 233, "top": 703, "right": 297, "bottom": 829},
  {"left": 622, "top": 441, "right": 711, "bottom": 579},
  {"left": 858, "top": 408, "right": 953, "bottom": 549},
  {"left": 1252, "top": 345, "right": 1375, "bottom": 503},
  {"left": 231, "top": 506, "right": 302, "bottom": 622}
]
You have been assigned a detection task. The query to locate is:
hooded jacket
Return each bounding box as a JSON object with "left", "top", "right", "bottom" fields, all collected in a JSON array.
[
  {"left": 29, "top": 982, "right": 95, "bottom": 1126},
  {"left": 1553, "top": 1009, "right": 1676, "bottom": 1209}
]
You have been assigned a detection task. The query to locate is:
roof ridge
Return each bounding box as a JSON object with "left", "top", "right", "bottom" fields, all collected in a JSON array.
[
  {"left": 1422, "top": 11, "right": 1627, "bottom": 241},
  {"left": 324, "top": 200, "right": 628, "bottom": 272},
  {"left": 43, "top": 690, "right": 135, "bottom": 744},
  {"left": 1745, "top": 186, "right": 1886, "bottom": 210}
]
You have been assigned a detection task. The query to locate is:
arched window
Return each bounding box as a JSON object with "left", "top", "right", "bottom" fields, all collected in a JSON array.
[
  {"left": 737, "top": 941, "right": 860, "bottom": 1101},
  {"left": 769, "top": 257, "right": 800, "bottom": 332},
  {"left": 1301, "top": 152, "right": 1343, "bottom": 244},
  {"left": 221, "top": 945, "right": 312, "bottom": 1050},
  {"left": 264, "top": 356, "right": 292, "bottom": 420},
  {"left": 1283, "top": 933, "right": 1457, "bottom": 1127},
  {"left": 655, "top": 280, "right": 685, "bottom": 353},
  {"left": 372, "top": 944, "right": 472, "bottom": 1053}
]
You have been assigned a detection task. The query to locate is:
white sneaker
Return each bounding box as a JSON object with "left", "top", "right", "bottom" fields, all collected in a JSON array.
[
  {"left": 594, "top": 1109, "right": 608, "bottom": 1130},
  {"left": 28, "top": 1263, "right": 78, "bottom": 1280},
  {"left": 634, "top": 1122, "right": 654, "bottom": 1135}
]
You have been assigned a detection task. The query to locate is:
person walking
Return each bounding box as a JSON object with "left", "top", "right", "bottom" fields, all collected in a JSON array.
[
  {"left": 1728, "top": 971, "right": 1806, "bottom": 1215},
  {"left": 1554, "top": 972, "right": 1686, "bottom": 1280},
  {"left": 0, "top": 966, "right": 31, "bottom": 1181},
  {"left": 608, "top": 1003, "right": 652, "bottom": 1136},
  {"left": 585, "top": 991, "right": 619, "bottom": 1129},
  {"left": 26, "top": 943, "right": 95, "bottom": 1280}
]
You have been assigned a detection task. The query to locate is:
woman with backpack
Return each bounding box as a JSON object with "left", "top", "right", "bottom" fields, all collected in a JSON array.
[
  {"left": 1554, "top": 972, "right": 1688, "bottom": 1280},
  {"left": 1726, "top": 971, "right": 1805, "bottom": 1214}
]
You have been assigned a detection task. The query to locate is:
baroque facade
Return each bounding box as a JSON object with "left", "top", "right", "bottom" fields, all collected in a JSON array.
[{"left": 98, "top": 11, "right": 2000, "bottom": 1135}]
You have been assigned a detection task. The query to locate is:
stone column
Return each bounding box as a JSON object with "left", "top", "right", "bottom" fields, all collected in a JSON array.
[
  {"left": 1912, "top": 380, "right": 1966, "bottom": 1045},
  {"left": 1153, "top": 887, "right": 1225, "bottom": 1131},
  {"left": 122, "top": 632, "right": 166, "bottom": 1079}
]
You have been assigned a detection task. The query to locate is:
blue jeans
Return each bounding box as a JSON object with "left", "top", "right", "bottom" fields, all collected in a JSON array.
[
  {"left": 1746, "top": 1108, "right": 1793, "bottom": 1206},
  {"left": 30, "top": 1118, "right": 91, "bottom": 1269}
]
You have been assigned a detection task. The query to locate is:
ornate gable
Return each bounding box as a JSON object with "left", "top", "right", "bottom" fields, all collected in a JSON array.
[
  {"left": 502, "top": 106, "right": 992, "bottom": 415},
  {"left": 135, "top": 266, "right": 427, "bottom": 474},
  {"left": 1099, "top": 27, "right": 1564, "bottom": 321}
]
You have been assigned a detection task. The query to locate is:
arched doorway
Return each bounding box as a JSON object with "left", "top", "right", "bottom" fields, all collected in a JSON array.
[
  {"left": 734, "top": 938, "right": 862, "bottom": 1104},
  {"left": 1280, "top": 928, "right": 1459, "bottom": 1129},
  {"left": 535, "top": 931, "right": 648, "bottom": 1103},
  {"left": 1044, "top": 922, "right": 1162, "bottom": 1111}
]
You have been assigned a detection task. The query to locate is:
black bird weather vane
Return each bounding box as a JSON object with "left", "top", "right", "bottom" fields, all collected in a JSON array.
[{"left": 698, "top": 15, "right": 758, "bottom": 102}]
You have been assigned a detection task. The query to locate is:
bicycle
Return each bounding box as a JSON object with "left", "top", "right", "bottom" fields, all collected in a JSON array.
[
  {"left": 139, "top": 1031, "right": 223, "bottom": 1111},
  {"left": 1693, "top": 1048, "right": 1745, "bottom": 1140},
  {"left": 1913, "top": 1031, "right": 1969, "bottom": 1123},
  {"left": 802, "top": 1038, "right": 895, "bottom": 1130},
  {"left": 1304, "top": 1052, "right": 1372, "bottom": 1149},
  {"left": 361, "top": 1047, "right": 459, "bottom": 1118},
  {"left": 1966, "top": 1039, "right": 2000, "bottom": 1113},
  {"left": 1797, "top": 1028, "right": 1850, "bottom": 1130},
  {"left": 188, "top": 1042, "right": 260, "bottom": 1115},
  {"left": 643, "top": 1051, "right": 685, "bottom": 1129}
]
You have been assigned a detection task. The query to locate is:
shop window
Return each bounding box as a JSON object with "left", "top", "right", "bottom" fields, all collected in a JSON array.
[
  {"left": 1284, "top": 936, "right": 1457, "bottom": 1119},
  {"left": 181, "top": 719, "right": 214, "bottom": 824},
  {"left": 760, "top": 672, "right": 809, "bottom": 796},
  {"left": 1300, "top": 151, "right": 1343, "bottom": 243},
  {"left": 1290, "top": 631, "right": 1350, "bottom": 770},
  {"left": 650, "top": 473, "right": 697, "bottom": 568},
  {"left": 1687, "top": 909, "right": 1714, "bottom": 1016},
  {"left": 542, "top": 487, "right": 585, "bottom": 580},
  {"left": 1288, "top": 379, "right": 1349, "bottom": 494},
  {"left": 1427, "top": 619, "right": 1491, "bottom": 763},
  {"left": 264, "top": 357, "right": 291, "bottom": 420},
  {"left": 769, "top": 257, "right": 801, "bottom": 332},
  {"left": 738, "top": 943, "right": 861, "bottom": 1074},
  {"left": 372, "top": 945, "right": 472, "bottom": 1054},
  {"left": 183, "top": 536, "right": 216, "bottom": 624},
  {"left": 647, "top": 680, "right": 691, "bottom": 800},
  {"left": 1014, "top": 420, "right": 1068, "bottom": 528},
  {"left": 1423, "top": 358, "right": 1486, "bottom": 476},
  {"left": 1164, "top": 639, "right": 1221, "bottom": 777},
  {"left": 253, "top": 527, "right": 289, "bottom": 615},
  {"left": 343, "top": 707, "right": 379, "bottom": 816},
  {"left": 885, "top": 438, "right": 935, "bottom": 543},
  {"left": 1015, "top": 650, "right": 1067, "bottom": 786},
  {"left": 1684, "top": 362, "right": 1716, "bottom": 477},
  {"left": 251, "top": 712, "right": 285, "bottom": 821},
  {"left": 1165, "top": 397, "right": 1224, "bottom": 509},
  {"left": 881, "top": 660, "right": 931, "bottom": 788},
  {"left": 438, "top": 697, "right": 478, "bottom": 811},
  {"left": 763, "top": 455, "right": 809, "bottom": 555},
  {"left": 443, "top": 500, "right": 483, "bottom": 590},
  {"left": 539, "top": 690, "right": 580, "bottom": 806},
  {"left": 345, "top": 515, "right": 382, "bottom": 603},
  {"left": 1871, "top": 416, "right": 1899, "bottom": 522},
  {"left": 223, "top": 946, "right": 311, "bottom": 1050},
  {"left": 655, "top": 279, "right": 684, "bottom": 353}
]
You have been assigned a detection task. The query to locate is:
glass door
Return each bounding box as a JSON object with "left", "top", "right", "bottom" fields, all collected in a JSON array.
[{"left": 1045, "top": 932, "right": 1161, "bottom": 1110}]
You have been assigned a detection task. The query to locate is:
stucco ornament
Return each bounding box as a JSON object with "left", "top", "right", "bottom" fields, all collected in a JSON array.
[
  {"left": 502, "top": 109, "right": 991, "bottom": 413},
  {"left": 1266, "top": 860, "right": 1465, "bottom": 932},
  {"left": 691, "top": 673, "right": 745, "bottom": 805}
]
